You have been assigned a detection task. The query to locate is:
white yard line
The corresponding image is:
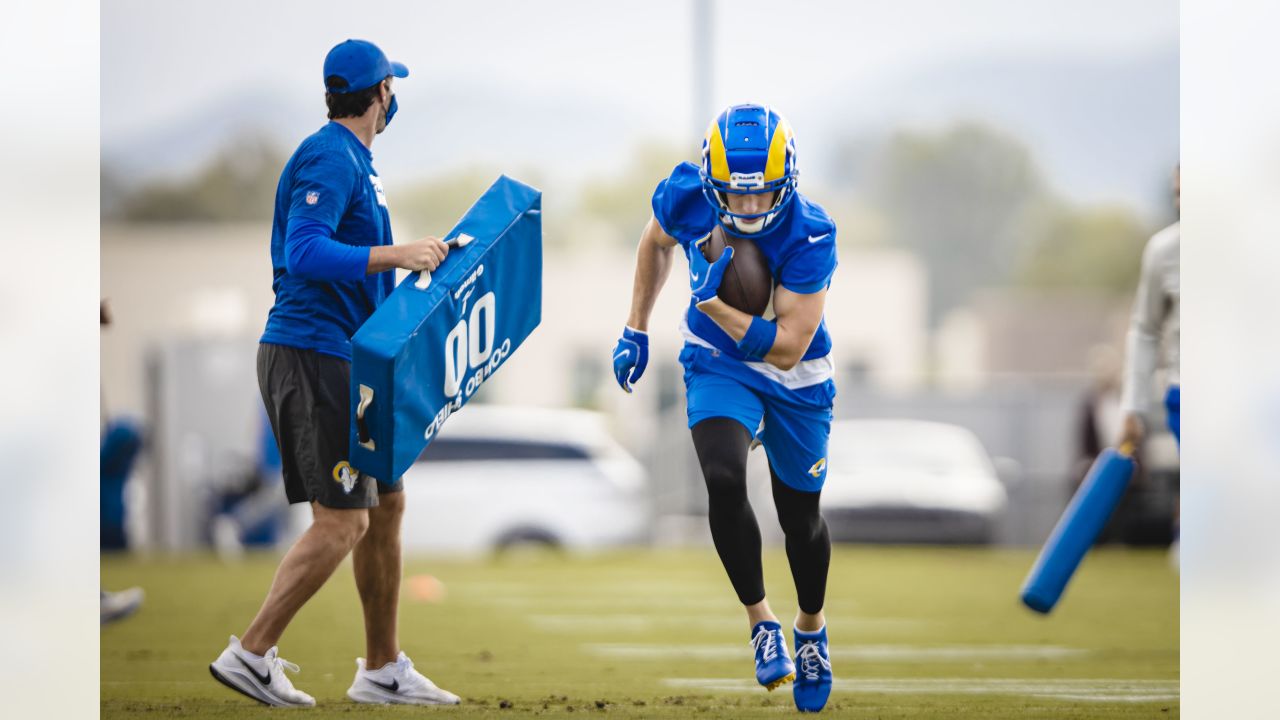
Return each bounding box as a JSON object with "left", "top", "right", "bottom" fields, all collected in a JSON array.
[
  {"left": 100, "top": 680, "right": 213, "bottom": 686},
  {"left": 455, "top": 582, "right": 729, "bottom": 598},
  {"left": 661, "top": 677, "right": 1179, "bottom": 703},
  {"left": 479, "top": 596, "right": 746, "bottom": 610},
  {"left": 461, "top": 585, "right": 866, "bottom": 612},
  {"left": 531, "top": 614, "right": 925, "bottom": 633},
  {"left": 585, "top": 643, "right": 1089, "bottom": 662}
]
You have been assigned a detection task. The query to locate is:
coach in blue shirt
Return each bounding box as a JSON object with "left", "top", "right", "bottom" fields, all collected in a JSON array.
[{"left": 208, "top": 40, "right": 460, "bottom": 707}]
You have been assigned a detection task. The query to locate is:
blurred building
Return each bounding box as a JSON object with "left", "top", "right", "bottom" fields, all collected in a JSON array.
[
  {"left": 103, "top": 220, "right": 1173, "bottom": 550},
  {"left": 102, "top": 221, "right": 930, "bottom": 548},
  {"left": 101, "top": 222, "right": 929, "bottom": 443},
  {"left": 936, "top": 288, "right": 1129, "bottom": 388}
]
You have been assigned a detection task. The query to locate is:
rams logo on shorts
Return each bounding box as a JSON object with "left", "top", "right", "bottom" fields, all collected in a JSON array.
[
  {"left": 332, "top": 461, "right": 359, "bottom": 495},
  {"left": 808, "top": 458, "right": 827, "bottom": 478}
]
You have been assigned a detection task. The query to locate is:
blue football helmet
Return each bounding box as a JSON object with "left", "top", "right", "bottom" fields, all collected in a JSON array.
[{"left": 700, "top": 104, "right": 798, "bottom": 234}]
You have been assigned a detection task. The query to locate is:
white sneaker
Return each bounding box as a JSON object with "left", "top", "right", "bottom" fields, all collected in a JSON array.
[
  {"left": 347, "top": 652, "right": 460, "bottom": 705},
  {"left": 101, "top": 587, "right": 145, "bottom": 625},
  {"left": 211, "top": 514, "right": 245, "bottom": 562},
  {"left": 209, "top": 635, "right": 316, "bottom": 707}
]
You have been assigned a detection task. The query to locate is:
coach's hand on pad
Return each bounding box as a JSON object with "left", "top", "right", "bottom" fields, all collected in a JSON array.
[
  {"left": 397, "top": 236, "right": 450, "bottom": 272},
  {"left": 690, "top": 237, "right": 734, "bottom": 307},
  {"left": 612, "top": 327, "right": 649, "bottom": 393}
]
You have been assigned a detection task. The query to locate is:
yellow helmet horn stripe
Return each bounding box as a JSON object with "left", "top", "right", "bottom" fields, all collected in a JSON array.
[
  {"left": 764, "top": 119, "right": 792, "bottom": 182},
  {"left": 706, "top": 120, "right": 731, "bottom": 182}
]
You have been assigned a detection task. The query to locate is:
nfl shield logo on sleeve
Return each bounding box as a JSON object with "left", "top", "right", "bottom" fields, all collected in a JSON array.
[{"left": 306, "top": 191, "right": 320, "bottom": 205}]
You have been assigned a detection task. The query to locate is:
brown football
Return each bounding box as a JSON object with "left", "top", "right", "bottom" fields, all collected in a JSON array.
[{"left": 701, "top": 225, "right": 773, "bottom": 316}]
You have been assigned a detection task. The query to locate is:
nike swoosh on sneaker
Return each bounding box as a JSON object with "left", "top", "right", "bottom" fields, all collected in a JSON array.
[
  {"left": 236, "top": 655, "right": 271, "bottom": 685},
  {"left": 807, "top": 233, "right": 830, "bottom": 243},
  {"left": 369, "top": 678, "right": 400, "bottom": 693}
]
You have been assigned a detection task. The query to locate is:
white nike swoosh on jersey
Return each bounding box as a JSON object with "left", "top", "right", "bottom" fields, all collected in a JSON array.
[
  {"left": 691, "top": 272, "right": 701, "bottom": 281},
  {"left": 808, "top": 233, "right": 830, "bottom": 243}
]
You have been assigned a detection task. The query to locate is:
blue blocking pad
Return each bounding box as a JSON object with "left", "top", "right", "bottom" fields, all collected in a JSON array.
[
  {"left": 1020, "top": 446, "right": 1136, "bottom": 614},
  {"left": 349, "top": 176, "right": 542, "bottom": 482}
]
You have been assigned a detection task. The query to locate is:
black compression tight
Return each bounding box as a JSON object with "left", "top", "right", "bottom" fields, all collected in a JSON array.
[
  {"left": 690, "top": 417, "right": 832, "bottom": 615},
  {"left": 771, "top": 464, "right": 831, "bottom": 616},
  {"left": 692, "top": 419, "right": 765, "bottom": 607}
]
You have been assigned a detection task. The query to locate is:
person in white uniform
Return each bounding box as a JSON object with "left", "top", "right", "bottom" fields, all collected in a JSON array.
[
  {"left": 1118, "top": 166, "right": 1180, "bottom": 450},
  {"left": 1117, "top": 165, "right": 1180, "bottom": 562}
]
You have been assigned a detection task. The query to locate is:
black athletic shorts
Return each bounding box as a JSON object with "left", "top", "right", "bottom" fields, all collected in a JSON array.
[{"left": 257, "top": 343, "right": 399, "bottom": 509}]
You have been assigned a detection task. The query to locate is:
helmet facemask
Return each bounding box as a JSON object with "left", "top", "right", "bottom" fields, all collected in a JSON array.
[{"left": 708, "top": 185, "right": 793, "bottom": 235}]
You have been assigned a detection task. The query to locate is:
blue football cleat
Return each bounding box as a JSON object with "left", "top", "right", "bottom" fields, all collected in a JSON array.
[
  {"left": 749, "top": 621, "right": 795, "bottom": 690},
  {"left": 793, "top": 626, "right": 833, "bottom": 712}
]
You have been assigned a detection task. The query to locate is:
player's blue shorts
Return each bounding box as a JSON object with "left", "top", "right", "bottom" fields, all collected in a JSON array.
[
  {"left": 1164, "top": 384, "right": 1180, "bottom": 447},
  {"left": 680, "top": 344, "right": 836, "bottom": 492}
]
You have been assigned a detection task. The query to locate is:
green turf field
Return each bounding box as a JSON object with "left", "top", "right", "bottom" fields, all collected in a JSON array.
[{"left": 102, "top": 547, "right": 1178, "bottom": 718}]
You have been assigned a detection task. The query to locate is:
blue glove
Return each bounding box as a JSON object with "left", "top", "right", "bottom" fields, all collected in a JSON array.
[
  {"left": 612, "top": 326, "right": 649, "bottom": 393},
  {"left": 689, "top": 237, "right": 735, "bottom": 306}
]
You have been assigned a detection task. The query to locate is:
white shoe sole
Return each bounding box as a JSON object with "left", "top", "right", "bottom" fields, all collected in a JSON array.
[
  {"left": 347, "top": 682, "right": 460, "bottom": 706},
  {"left": 209, "top": 662, "right": 313, "bottom": 707}
]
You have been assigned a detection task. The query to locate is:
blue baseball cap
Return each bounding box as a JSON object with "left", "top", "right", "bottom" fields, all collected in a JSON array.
[{"left": 323, "top": 39, "right": 408, "bottom": 94}]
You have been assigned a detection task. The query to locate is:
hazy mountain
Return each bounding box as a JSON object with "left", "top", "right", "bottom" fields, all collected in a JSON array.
[
  {"left": 812, "top": 46, "right": 1179, "bottom": 220},
  {"left": 102, "top": 82, "right": 671, "bottom": 193},
  {"left": 103, "top": 46, "right": 1176, "bottom": 219}
]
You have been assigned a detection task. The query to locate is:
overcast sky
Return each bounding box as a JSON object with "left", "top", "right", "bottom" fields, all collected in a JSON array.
[
  {"left": 102, "top": 1, "right": 1178, "bottom": 217},
  {"left": 103, "top": 0, "right": 1177, "bottom": 138}
]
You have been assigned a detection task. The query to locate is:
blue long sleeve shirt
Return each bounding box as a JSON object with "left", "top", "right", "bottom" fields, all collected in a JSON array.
[{"left": 260, "top": 122, "right": 395, "bottom": 360}]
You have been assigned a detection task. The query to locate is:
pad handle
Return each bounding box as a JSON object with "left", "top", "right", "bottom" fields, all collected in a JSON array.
[
  {"left": 356, "top": 384, "right": 375, "bottom": 451},
  {"left": 414, "top": 234, "right": 474, "bottom": 290}
]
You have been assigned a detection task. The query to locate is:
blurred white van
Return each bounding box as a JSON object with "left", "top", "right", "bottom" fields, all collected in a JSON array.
[
  {"left": 396, "top": 405, "right": 649, "bottom": 553},
  {"left": 821, "top": 419, "right": 1010, "bottom": 544}
]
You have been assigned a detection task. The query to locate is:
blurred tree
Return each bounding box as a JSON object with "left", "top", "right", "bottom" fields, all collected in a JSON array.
[
  {"left": 873, "top": 123, "right": 1048, "bottom": 326},
  {"left": 116, "top": 135, "right": 285, "bottom": 222},
  {"left": 101, "top": 166, "right": 129, "bottom": 222},
  {"left": 389, "top": 169, "right": 511, "bottom": 240},
  {"left": 576, "top": 141, "right": 691, "bottom": 246},
  {"left": 389, "top": 166, "right": 569, "bottom": 246},
  {"left": 1015, "top": 204, "right": 1146, "bottom": 294},
  {"left": 823, "top": 133, "right": 881, "bottom": 193}
]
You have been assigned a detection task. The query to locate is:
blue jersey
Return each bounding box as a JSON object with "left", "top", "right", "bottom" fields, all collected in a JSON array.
[
  {"left": 652, "top": 162, "right": 838, "bottom": 373},
  {"left": 260, "top": 122, "right": 395, "bottom": 360}
]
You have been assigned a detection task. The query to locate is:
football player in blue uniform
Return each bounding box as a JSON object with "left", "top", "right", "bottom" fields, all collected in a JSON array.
[{"left": 614, "top": 104, "right": 836, "bottom": 712}]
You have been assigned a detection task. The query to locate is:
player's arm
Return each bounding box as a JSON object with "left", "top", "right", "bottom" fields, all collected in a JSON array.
[
  {"left": 697, "top": 287, "right": 827, "bottom": 371},
  {"left": 286, "top": 220, "right": 448, "bottom": 278},
  {"left": 627, "top": 217, "right": 679, "bottom": 330},
  {"left": 285, "top": 149, "right": 448, "bottom": 279},
  {"left": 1117, "top": 237, "right": 1165, "bottom": 446},
  {"left": 612, "top": 217, "right": 678, "bottom": 392},
  {"left": 367, "top": 238, "right": 449, "bottom": 274}
]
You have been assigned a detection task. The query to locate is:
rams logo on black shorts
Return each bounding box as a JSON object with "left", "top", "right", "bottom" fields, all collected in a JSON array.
[{"left": 332, "top": 461, "right": 359, "bottom": 495}]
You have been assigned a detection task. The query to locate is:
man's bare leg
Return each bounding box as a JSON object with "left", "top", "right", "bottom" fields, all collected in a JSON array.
[
  {"left": 353, "top": 490, "right": 405, "bottom": 669},
  {"left": 796, "top": 609, "right": 826, "bottom": 632},
  {"left": 240, "top": 503, "right": 370, "bottom": 655},
  {"left": 746, "top": 598, "right": 780, "bottom": 627}
]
